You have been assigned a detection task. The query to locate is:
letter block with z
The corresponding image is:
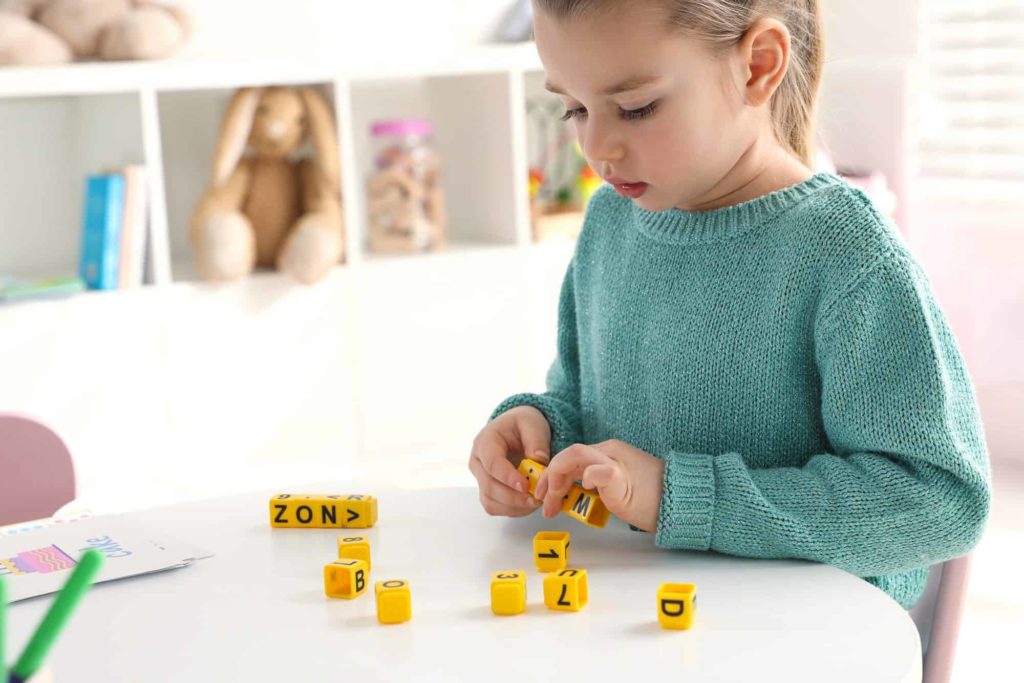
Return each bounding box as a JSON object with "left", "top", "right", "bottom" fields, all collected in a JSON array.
[
  {"left": 561, "top": 486, "right": 610, "bottom": 528},
  {"left": 533, "top": 531, "right": 570, "bottom": 573},
  {"left": 657, "top": 583, "right": 697, "bottom": 630},
  {"left": 337, "top": 535, "right": 371, "bottom": 570},
  {"left": 269, "top": 494, "right": 378, "bottom": 529},
  {"left": 324, "top": 559, "right": 369, "bottom": 599},
  {"left": 376, "top": 579, "right": 412, "bottom": 624},
  {"left": 543, "top": 568, "right": 589, "bottom": 612},
  {"left": 490, "top": 571, "right": 527, "bottom": 616}
]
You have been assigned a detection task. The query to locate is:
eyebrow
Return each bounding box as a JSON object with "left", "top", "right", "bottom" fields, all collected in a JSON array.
[{"left": 545, "top": 75, "right": 661, "bottom": 97}]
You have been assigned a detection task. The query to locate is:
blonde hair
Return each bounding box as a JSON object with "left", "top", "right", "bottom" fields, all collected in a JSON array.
[{"left": 536, "top": 0, "right": 825, "bottom": 165}]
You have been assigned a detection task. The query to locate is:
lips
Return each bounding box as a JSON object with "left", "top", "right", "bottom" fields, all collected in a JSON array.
[{"left": 606, "top": 177, "right": 649, "bottom": 199}]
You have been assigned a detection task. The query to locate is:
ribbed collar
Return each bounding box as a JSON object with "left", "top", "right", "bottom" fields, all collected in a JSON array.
[{"left": 634, "top": 172, "right": 842, "bottom": 245}]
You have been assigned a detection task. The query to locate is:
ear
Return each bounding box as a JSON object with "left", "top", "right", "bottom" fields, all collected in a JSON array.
[
  {"left": 212, "top": 87, "right": 262, "bottom": 186},
  {"left": 738, "top": 18, "right": 791, "bottom": 108},
  {"left": 298, "top": 87, "right": 341, "bottom": 190}
]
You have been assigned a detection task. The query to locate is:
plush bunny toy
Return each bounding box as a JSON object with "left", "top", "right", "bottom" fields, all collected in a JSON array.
[
  {"left": 189, "top": 86, "right": 345, "bottom": 284},
  {"left": 0, "top": 0, "right": 190, "bottom": 65}
]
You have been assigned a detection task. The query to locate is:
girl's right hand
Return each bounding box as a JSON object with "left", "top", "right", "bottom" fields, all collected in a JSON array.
[{"left": 468, "top": 405, "right": 552, "bottom": 517}]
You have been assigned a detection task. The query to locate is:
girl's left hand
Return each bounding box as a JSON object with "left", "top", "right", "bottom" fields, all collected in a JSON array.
[{"left": 535, "top": 440, "right": 666, "bottom": 532}]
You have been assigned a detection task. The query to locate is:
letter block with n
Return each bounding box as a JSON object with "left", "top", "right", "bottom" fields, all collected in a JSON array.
[{"left": 657, "top": 583, "right": 697, "bottom": 630}]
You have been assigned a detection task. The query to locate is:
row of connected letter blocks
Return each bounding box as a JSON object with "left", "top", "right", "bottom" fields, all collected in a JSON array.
[{"left": 269, "top": 491, "right": 696, "bottom": 629}]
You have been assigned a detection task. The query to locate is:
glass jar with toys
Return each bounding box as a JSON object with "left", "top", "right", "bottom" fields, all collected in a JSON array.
[{"left": 366, "top": 118, "right": 448, "bottom": 254}]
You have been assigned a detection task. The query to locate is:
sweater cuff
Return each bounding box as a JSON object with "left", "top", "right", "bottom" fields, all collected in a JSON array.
[
  {"left": 655, "top": 451, "right": 716, "bottom": 550},
  {"left": 489, "top": 393, "right": 580, "bottom": 454}
]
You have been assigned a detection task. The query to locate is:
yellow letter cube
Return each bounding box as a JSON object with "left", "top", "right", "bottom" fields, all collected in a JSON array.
[
  {"left": 533, "top": 531, "right": 570, "bottom": 573},
  {"left": 490, "top": 571, "right": 527, "bottom": 616},
  {"left": 269, "top": 494, "right": 378, "bottom": 529},
  {"left": 337, "top": 535, "right": 371, "bottom": 570},
  {"left": 375, "top": 579, "right": 411, "bottom": 624},
  {"left": 543, "top": 568, "right": 588, "bottom": 611},
  {"left": 561, "top": 486, "right": 610, "bottom": 528},
  {"left": 518, "top": 458, "right": 547, "bottom": 496},
  {"left": 657, "top": 583, "right": 697, "bottom": 630},
  {"left": 324, "top": 559, "right": 369, "bottom": 599}
]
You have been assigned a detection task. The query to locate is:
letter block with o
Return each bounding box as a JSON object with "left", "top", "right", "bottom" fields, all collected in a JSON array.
[
  {"left": 324, "top": 559, "right": 369, "bottom": 599},
  {"left": 376, "top": 579, "right": 412, "bottom": 624},
  {"left": 657, "top": 583, "right": 697, "bottom": 630},
  {"left": 543, "top": 568, "right": 589, "bottom": 612},
  {"left": 490, "top": 571, "right": 527, "bottom": 616},
  {"left": 533, "top": 530, "right": 570, "bottom": 573}
]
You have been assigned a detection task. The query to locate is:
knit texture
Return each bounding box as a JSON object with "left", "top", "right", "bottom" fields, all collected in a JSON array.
[{"left": 491, "top": 173, "right": 991, "bottom": 609}]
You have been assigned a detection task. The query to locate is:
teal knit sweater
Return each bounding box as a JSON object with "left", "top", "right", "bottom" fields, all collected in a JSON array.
[{"left": 492, "top": 173, "right": 991, "bottom": 609}]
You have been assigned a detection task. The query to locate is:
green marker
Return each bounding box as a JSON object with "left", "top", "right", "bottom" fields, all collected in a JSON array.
[
  {"left": 11, "top": 549, "right": 104, "bottom": 682},
  {"left": 1, "top": 575, "right": 7, "bottom": 683}
]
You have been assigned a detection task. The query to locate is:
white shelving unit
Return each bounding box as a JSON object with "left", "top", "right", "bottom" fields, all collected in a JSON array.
[{"left": 0, "top": 44, "right": 550, "bottom": 283}]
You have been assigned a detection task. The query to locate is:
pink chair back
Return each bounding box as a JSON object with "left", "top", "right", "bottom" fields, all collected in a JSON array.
[
  {"left": 0, "top": 412, "right": 76, "bottom": 526},
  {"left": 910, "top": 554, "right": 974, "bottom": 683}
]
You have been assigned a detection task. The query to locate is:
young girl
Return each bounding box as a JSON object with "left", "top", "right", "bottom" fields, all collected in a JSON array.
[{"left": 468, "top": 0, "right": 991, "bottom": 610}]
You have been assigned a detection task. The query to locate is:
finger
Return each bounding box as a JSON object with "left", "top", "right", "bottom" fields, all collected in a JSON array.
[
  {"left": 516, "top": 412, "right": 551, "bottom": 466},
  {"left": 470, "top": 457, "right": 539, "bottom": 509},
  {"left": 480, "top": 491, "right": 537, "bottom": 518},
  {"left": 581, "top": 464, "right": 618, "bottom": 491},
  {"left": 473, "top": 430, "right": 528, "bottom": 493},
  {"left": 541, "top": 445, "right": 612, "bottom": 517}
]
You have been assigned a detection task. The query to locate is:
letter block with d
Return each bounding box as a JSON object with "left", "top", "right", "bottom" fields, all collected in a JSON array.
[
  {"left": 543, "top": 568, "right": 589, "bottom": 612},
  {"left": 657, "top": 583, "right": 697, "bottom": 630}
]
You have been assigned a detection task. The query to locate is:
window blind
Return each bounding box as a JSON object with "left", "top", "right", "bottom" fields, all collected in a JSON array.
[{"left": 918, "top": 0, "right": 1024, "bottom": 197}]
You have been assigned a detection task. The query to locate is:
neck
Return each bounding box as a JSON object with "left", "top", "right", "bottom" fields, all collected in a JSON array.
[{"left": 679, "top": 136, "right": 812, "bottom": 212}]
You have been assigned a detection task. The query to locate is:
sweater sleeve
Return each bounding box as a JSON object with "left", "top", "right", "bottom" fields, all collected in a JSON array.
[
  {"left": 655, "top": 251, "right": 992, "bottom": 579},
  {"left": 489, "top": 258, "right": 584, "bottom": 455}
]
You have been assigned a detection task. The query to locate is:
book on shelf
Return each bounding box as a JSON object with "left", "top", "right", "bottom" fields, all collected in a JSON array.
[{"left": 79, "top": 164, "right": 150, "bottom": 291}]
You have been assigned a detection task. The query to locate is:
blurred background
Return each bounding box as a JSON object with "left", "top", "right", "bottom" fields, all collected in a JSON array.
[{"left": 0, "top": 1, "right": 1021, "bottom": 679}]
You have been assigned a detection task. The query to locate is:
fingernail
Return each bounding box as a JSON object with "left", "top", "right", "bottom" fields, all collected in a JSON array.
[
  {"left": 534, "top": 450, "right": 549, "bottom": 462},
  {"left": 514, "top": 481, "right": 525, "bottom": 493}
]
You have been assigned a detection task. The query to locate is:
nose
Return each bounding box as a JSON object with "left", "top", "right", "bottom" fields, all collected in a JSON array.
[
  {"left": 266, "top": 121, "right": 288, "bottom": 140},
  {"left": 580, "top": 116, "right": 625, "bottom": 165}
]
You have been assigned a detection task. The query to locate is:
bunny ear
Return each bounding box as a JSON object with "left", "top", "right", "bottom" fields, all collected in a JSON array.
[
  {"left": 299, "top": 87, "right": 341, "bottom": 190},
  {"left": 212, "top": 87, "right": 262, "bottom": 186}
]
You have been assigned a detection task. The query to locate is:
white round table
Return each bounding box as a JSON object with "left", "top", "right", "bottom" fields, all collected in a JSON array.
[{"left": 7, "top": 485, "right": 922, "bottom": 682}]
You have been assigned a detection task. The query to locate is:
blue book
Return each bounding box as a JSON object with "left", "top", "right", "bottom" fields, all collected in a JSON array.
[{"left": 79, "top": 174, "right": 126, "bottom": 290}]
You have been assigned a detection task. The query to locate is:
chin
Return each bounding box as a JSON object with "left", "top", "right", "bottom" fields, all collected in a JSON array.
[{"left": 632, "top": 193, "right": 670, "bottom": 212}]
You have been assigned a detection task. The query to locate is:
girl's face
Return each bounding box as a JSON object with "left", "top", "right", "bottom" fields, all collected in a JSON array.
[{"left": 534, "top": 4, "right": 761, "bottom": 212}]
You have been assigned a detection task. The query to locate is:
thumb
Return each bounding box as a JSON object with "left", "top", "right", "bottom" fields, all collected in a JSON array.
[{"left": 516, "top": 411, "right": 551, "bottom": 465}]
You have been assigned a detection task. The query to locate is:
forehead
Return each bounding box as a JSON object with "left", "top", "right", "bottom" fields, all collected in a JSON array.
[{"left": 533, "top": 5, "right": 701, "bottom": 96}]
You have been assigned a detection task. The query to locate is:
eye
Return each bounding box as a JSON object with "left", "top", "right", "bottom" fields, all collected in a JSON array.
[
  {"left": 560, "top": 106, "right": 587, "bottom": 122},
  {"left": 620, "top": 101, "right": 658, "bottom": 121}
]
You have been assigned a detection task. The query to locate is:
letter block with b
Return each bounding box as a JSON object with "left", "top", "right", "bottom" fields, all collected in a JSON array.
[
  {"left": 543, "top": 568, "right": 589, "bottom": 612},
  {"left": 657, "top": 583, "right": 697, "bottom": 630},
  {"left": 324, "top": 559, "right": 369, "bottom": 599}
]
